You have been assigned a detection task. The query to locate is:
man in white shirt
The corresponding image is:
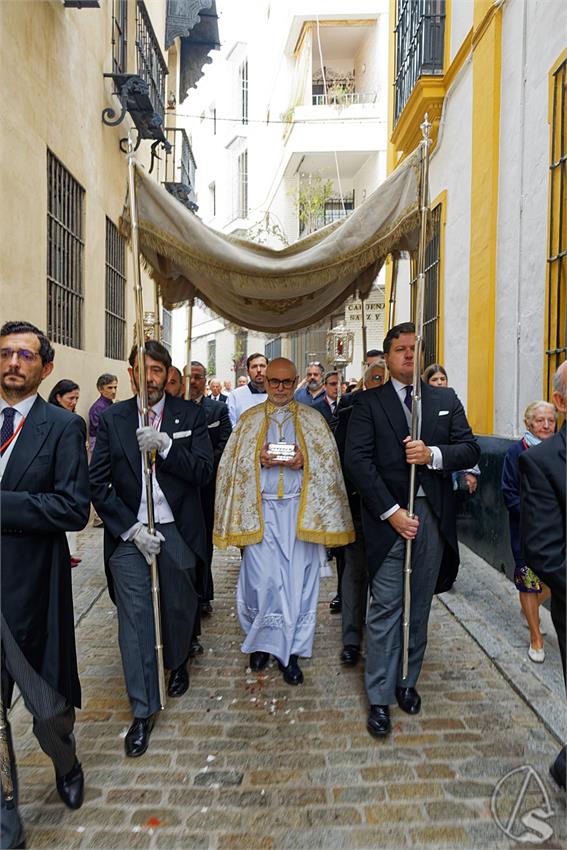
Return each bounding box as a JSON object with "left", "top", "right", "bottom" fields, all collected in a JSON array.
[
  {"left": 89, "top": 340, "right": 213, "bottom": 757},
  {"left": 227, "top": 352, "right": 268, "bottom": 426}
]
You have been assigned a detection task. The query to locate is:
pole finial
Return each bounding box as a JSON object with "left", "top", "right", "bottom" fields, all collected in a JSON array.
[{"left": 420, "top": 113, "right": 432, "bottom": 144}]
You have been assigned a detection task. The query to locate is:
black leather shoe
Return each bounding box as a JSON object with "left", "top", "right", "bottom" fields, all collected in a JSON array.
[
  {"left": 168, "top": 664, "right": 189, "bottom": 697},
  {"left": 396, "top": 686, "right": 421, "bottom": 714},
  {"left": 56, "top": 759, "right": 84, "bottom": 810},
  {"left": 329, "top": 595, "right": 342, "bottom": 613},
  {"left": 367, "top": 705, "right": 390, "bottom": 737},
  {"left": 250, "top": 651, "right": 270, "bottom": 671},
  {"left": 278, "top": 654, "right": 304, "bottom": 685},
  {"left": 340, "top": 645, "right": 360, "bottom": 666},
  {"left": 125, "top": 716, "right": 154, "bottom": 757},
  {"left": 188, "top": 639, "right": 204, "bottom": 657},
  {"left": 201, "top": 602, "right": 213, "bottom": 616}
]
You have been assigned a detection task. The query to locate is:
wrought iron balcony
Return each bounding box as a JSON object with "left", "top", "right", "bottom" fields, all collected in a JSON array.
[
  {"left": 162, "top": 128, "right": 198, "bottom": 212},
  {"left": 311, "top": 92, "right": 377, "bottom": 106},
  {"left": 102, "top": 2, "right": 170, "bottom": 155},
  {"left": 394, "top": 0, "right": 445, "bottom": 123}
]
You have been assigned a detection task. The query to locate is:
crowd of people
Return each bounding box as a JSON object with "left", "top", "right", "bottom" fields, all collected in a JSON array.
[{"left": 1, "top": 318, "right": 565, "bottom": 849}]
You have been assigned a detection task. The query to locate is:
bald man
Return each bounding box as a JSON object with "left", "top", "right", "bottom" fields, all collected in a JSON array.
[{"left": 214, "top": 358, "right": 354, "bottom": 685}]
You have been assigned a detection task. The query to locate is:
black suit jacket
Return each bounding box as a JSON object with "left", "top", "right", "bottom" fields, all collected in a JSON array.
[
  {"left": 519, "top": 425, "right": 566, "bottom": 674},
  {"left": 344, "top": 380, "right": 480, "bottom": 579},
  {"left": 210, "top": 393, "right": 228, "bottom": 404},
  {"left": 200, "top": 396, "right": 232, "bottom": 471},
  {"left": 1, "top": 397, "right": 90, "bottom": 707},
  {"left": 89, "top": 395, "right": 214, "bottom": 583},
  {"left": 313, "top": 396, "right": 339, "bottom": 431}
]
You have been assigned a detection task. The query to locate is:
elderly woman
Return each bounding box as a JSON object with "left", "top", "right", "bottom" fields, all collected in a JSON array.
[{"left": 501, "top": 401, "right": 555, "bottom": 662}]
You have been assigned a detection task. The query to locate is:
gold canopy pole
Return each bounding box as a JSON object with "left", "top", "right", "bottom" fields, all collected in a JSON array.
[
  {"left": 401, "top": 115, "right": 431, "bottom": 681},
  {"left": 183, "top": 297, "right": 195, "bottom": 400},
  {"left": 388, "top": 257, "right": 399, "bottom": 332},
  {"left": 127, "top": 130, "right": 166, "bottom": 710},
  {"left": 358, "top": 289, "right": 368, "bottom": 371}
]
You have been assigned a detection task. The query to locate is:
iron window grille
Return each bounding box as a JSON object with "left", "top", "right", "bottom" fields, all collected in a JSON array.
[
  {"left": 47, "top": 151, "right": 85, "bottom": 349},
  {"left": 162, "top": 309, "right": 172, "bottom": 353},
  {"left": 237, "top": 150, "right": 248, "bottom": 219},
  {"left": 207, "top": 339, "right": 216, "bottom": 376},
  {"left": 105, "top": 218, "right": 126, "bottom": 360},
  {"left": 410, "top": 203, "right": 442, "bottom": 367},
  {"left": 240, "top": 59, "right": 248, "bottom": 125},
  {"left": 545, "top": 57, "right": 567, "bottom": 399},
  {"left": 136, "top": 0, "right": 168, "bottom": 126},
  {"left": 112, "top": 0, "right": 128, "bottom": 75},
  {"left": 394, "top": 0, "right": 445, "bottom": 123}
]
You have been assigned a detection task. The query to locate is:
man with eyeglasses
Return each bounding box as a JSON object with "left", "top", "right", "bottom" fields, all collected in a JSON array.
[
  {"left": 313, "top": 371, "right": 341, "bottom": 430},
  {"left": 214, "top": 358, "right": 354, "bottom": 687},
  {"left": 227, "top": 353, "right": 268, "bottom": 426},
  {"left": 0, "top": 320, "right": 90, "bottom": 849},
  {"left": 294, "top": 361, "right": 326, "bottom": 406}
]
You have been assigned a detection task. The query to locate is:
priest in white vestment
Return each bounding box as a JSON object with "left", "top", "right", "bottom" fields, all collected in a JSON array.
[{"left": 214, "top": 358, "right": 354, "bottom": 685}]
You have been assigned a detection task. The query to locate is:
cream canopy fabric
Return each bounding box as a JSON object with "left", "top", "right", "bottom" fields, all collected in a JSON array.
[{"left": 119, "top": 145, "right": 425, "bottom": 333}]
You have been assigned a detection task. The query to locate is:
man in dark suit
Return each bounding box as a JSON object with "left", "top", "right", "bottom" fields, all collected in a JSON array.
[
  {"left": 313, "top": 370, "right": 340, "bottom": 431},
  {"left": 209, "top": 378, "right": 228, "bottom": 403},
  {"left": 189, "top": 361, "right": 232, "bottom": 623},
  {"left": 345, "top": 322, "right": 479, "bottom": 737},
  {"left": 519, "top": 361, "right": 566, "bottom": 789},
  {"left": 334, "top": 361, "right": 385, "bottom": 667},
  {"left": 89, "top": 340, "right": 213, "bottom": 758},
  {"left": 1, "top": 320, "right": 90, "bottom": 849}
]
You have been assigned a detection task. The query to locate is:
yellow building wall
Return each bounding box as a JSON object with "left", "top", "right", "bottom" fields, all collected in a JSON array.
[
  {"left": 0, "top": 0, "right": 167, "bottom": 419},
  {"left": 466, "top": 2, "right": 502, "bottom": 434}
]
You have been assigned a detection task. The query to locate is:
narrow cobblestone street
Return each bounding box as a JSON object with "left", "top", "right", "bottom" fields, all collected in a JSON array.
[{"left": 10, "top": 528, "right": 566, "bottom": 850}]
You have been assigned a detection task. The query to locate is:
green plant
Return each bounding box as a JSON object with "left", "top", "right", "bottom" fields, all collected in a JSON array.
[
  {"left": 244, "top": 212, "right": 289, "bottom": 247},
  {"left": 294, "top": 175, "right": 334, "bottom": 235}
]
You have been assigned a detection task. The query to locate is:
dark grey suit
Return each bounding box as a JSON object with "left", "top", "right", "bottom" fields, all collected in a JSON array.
[
  {"left": 89, "top": 395, "right": 214, "bottom": 718},
  {"left": 345, "top": 381, "right": 479, "bottom": 704}
]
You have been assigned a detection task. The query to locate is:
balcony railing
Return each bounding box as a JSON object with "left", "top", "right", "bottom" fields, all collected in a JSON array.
[
  {"left": 163, "top": 127, "right": 198, "bottom": 211},
  {"left": 311, "top": 91, "right": 377, "bottom": 106},
  {"left": 394, "top": 0, "right": 445, "bottom": 123},
  {"left": 136, "top": 0, "right": 168, "bottom": 126}
]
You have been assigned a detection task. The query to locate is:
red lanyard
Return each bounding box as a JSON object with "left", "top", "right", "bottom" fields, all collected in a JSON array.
[{"left": 0, "top": 415, "right": 26, "bottom": 455}]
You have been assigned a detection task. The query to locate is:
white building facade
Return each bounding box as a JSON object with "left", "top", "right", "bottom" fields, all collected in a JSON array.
[{"left": 173, "top": 0, "right": 391, "bottom": 381}]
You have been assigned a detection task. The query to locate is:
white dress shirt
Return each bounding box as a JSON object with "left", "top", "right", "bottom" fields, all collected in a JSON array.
[
  {"left": 0, "top": 394, "right": 37, "bottom": 481},
  {"left": 122, "top": 395, "right": 174, "bottom": 539},
  {"left": 379, "top": 378, "right": 442, "bottom": 521}
]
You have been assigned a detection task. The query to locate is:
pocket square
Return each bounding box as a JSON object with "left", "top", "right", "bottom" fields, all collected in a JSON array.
[
  {"left": 438, "top": 410, "right": 449, "bottom": 416},
  {"left": 173, "top": 429, "right": 192, "bottom": 438},
  {"left": 208, "top": 421, "right": 220, "bottom": 429}
]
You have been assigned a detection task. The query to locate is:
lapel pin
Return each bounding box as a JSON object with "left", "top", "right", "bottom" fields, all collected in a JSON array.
[{"left": 175, "top": 418, "right": 180, "bottom": 424}]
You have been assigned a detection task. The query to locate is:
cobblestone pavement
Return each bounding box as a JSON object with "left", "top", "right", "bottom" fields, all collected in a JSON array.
[{"left": 9, "top": 527, "right": 566, "bottom": 850}]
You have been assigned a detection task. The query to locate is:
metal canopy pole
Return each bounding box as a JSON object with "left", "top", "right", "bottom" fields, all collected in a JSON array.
[
  {"left": 359, "top": 289, "right": 368, "bottom": 371},
  {"left": 127, "top": 130, "right": 167, "bottom": 709},
  {"left": 183, "top": 297, "right": 195, "bottom": 400},
  {"left": 388, "top": 257, "right": 399, "bottom": 331},
  {"left": 401, "top": 114, "right": 431, "bottom": 681}
]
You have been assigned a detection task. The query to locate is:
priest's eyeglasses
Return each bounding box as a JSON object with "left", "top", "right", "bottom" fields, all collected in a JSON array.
[
  {"left": 0, "top": 348, "right": 40, "bottom": 362},
  {"left": 267, "top": 378, "right": 296, "bottom": 388}
]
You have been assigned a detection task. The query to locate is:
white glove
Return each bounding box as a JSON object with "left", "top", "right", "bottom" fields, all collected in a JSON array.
[
  {"left": 130, "top": 522, "right": 165, "bottom": 564},
  {"left": 136, "top": 427, "right": 171, "bottom": 454}
]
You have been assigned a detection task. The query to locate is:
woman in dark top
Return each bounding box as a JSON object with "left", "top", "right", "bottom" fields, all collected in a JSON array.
[
  {"left": 501, "top": 401, "right": 555, "bottom": 662},
  {"left": 48, "top": 379, "right": 80, "bottom": 412}
]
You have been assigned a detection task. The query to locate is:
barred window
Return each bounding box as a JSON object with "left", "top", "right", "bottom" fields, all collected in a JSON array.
[
  {"left": 394, "top": 0, "right": 445, "bottom": 123},
  {"left": 410, "top": 203, "right": 442, "bottom": 367},
  {"left": 105, "top": 218, "right": 126, "bottom": 360},
  {"left": 162, "top": 308, "right": 172, "bottom": 353},
  {"left": 47, "top": 151, "right": 84, "bottom": 349},
  {"left": 544, "top": 56, "right": 567, "bottom": 399},
  {"left": 237, "top": 150, "right": 248, "bottom": 219},
  {"left": 112, "top": 0, "right": 128, "bottom": 75},
  {"left": 207, "top": 339, "right": 216, "bottom": 376},
  {"left": 240, "top": 59, "right": 248, "bottom": 125}
]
